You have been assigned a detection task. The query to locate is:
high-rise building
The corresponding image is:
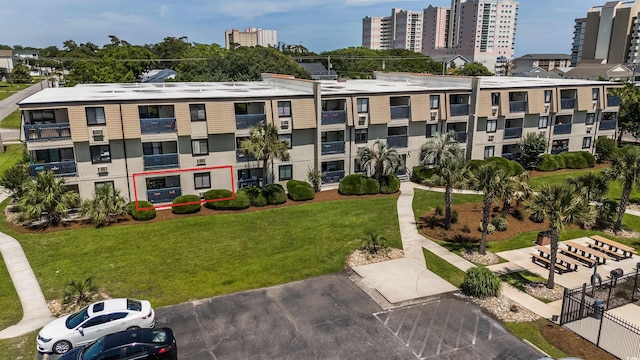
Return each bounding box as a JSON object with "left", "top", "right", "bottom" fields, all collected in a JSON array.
[
  {"left": 571, "top": 1, "right": 640, "bottom": 66},
  {"left": 224, "top": 28, "right": 278, "bottom": 49},
  {"left": 362, "top": 8, "right": 423, "bottom": 51}
]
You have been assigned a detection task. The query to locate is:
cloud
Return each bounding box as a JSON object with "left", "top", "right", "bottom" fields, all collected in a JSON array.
[{"left": 160, "top": 4, "right": 170, "bottom": 18}]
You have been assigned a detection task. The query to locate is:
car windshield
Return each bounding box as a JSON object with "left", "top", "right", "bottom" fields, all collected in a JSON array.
[
  {"left": 66, "top": 307, "right": 90, "bottom": 329},
  {"left": 81, "top": 337, "right": 105, "bottom": 360}
]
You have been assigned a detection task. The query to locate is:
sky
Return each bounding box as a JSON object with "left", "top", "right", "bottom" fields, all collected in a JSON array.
[{"left": 1, "top": 0, "right": 594, "bottom": 56}]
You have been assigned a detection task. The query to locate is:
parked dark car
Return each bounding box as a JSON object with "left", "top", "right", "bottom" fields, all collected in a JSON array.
[{"left": 59, "top": 327, "right": 177, "bottom": 360}]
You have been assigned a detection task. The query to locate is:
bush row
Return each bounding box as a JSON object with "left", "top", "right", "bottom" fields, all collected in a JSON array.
[
  {"left": 535, "top": 151, "right": 596, "bottom": 172},
  {"left": 338, "top": 174, "right": 401, "bottom": 195}
]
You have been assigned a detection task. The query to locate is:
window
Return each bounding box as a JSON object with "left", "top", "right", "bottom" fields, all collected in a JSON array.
[
  {"left": 278, "top": 101, "right": 291, "bottom": 117},
  {"left": 484, "top": 146, "right": 495, "bottom": 159},
  {"left": 582, "top": 137, "right": 592, "bottom": 149},
  {"left": 357, "top": 98, "right": 369, "bottom": 113},
  {"left": 358, "top": 116, "right": 366, "bottom": 126},
  {"left": 355, "top": 129, "right": 368, "bottom": 144},
  {"left": 279, "top": 134, "right": 292, "bottom": 149},
  {"left": 592, "top": 88, "right": 599, "bottom": 101},
  {"left": 90, "top": 145, "right": 111, "bottom": 164},
  {"left": 83, "top": 315, "right": 108, "bottom": 328},
  {"left": 354, "top": 159, "right": 365, "bottom": 173},
  {"left": 194, "top": 172, "right": 211, "bottom": 190},
  {"left": 586, "top": 113, "right": 595, "bottom": 125},
  {"left": 191, "top": 139, "right": 208, "bottom": 156},
  {"left": 544, "top": 90, "right": 552, "bottom": 103},
  {"left": 279, "top": 165, "right": 292, "bottom": 180},
  {"left": 538, "top": 116, "right": 549, "bottom": 128},
  {"left": 491, "top": 92, "right": 500, "bottom": 106},
  {"left": 486, "top": 119, "right": 497, "bottom": 132},
  {"left": 429, "top": 95, "right": 440, "bottom": 109},
  {"left": 107, "top": 313, "right": 128, "bottom": 321},
  {"left": 86, "top": 107, "right": 106, "bottom": 125},
  {"left": 94, "top": 181, "right": 114, "bottom": 193},
  {"left": 189, "top": 104, "right": 206, "bottom": 121},
  {"left": 29, "top": 110, "right": 55, "bottom": 123},
  {"left": 426, "top": 124, "right": 438, "bottom": 138}
]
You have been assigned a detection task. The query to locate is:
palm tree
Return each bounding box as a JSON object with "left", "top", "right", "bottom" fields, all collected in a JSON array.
[
  {"left": 358, "top": 139, "right": 401, "bottom": 181},
  {"left": 501, "top": 171, "right": 532, "bottom": 214},
  {"left": 63, "top": 276, "right": 98, "bottom": 306},
  {"left": 468, "top": 163, "right": 511, "bottom": 255},
  {"left": 567, "top": 172, "right": 609, "bottom": 204},
  {"left": 419, "top": 131, "right": 463, "bottom": 167},
  {"left": 18, "top": 171, "right": 79, "bottom": 226},
  {"left": 240, "top": 123, "right": 291, "bottom": 188},
  {"left": 81, "top": 183, "right": 128, "bottom": 227},
  {"left": 424, "top": 155, "right": 468, "bottom": 230},
  {"left": 526, "top": 184, "right": 593, "bottom": 289},
  {"left": 602, "top": 146, "right": 640, "bottom": 232}
]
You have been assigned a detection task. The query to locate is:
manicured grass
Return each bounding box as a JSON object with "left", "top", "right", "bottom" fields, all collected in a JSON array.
[
  {"left": 500, "top": 270, "right": 546, "bottom": 292},
  {"left": 412, "top": 189, "right": 483, "bottom": 221},
  {"left": 0, "top": 109, "right": 21, "bottom": 130},
  {"left": 504, "top": 320, "right": 569, "bottom": 359},
  {"left": 0, "top": 144, "right": 24, "bottom": 176},
  {"left": 529, "top": 169, "right": 600, "bottom": 190},
  {"left": 0, "top": 331, "right": 37, "bottom": 359},
  {"left": 423, "top": 248, "right": 465, "bottom": 288},
  {"left": 0, "top": 196, "right": 400, "bottom": 308},
  {"left": 0, "top": 256, "right": 21, "bottom": 330},
  {"left": 0, "top": 82, "right": 28, "bottom": 101}
]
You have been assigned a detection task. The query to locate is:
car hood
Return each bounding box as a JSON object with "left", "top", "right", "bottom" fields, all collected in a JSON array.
[{"left": 39, "top": 315, "right": 72, "bottom": 339}]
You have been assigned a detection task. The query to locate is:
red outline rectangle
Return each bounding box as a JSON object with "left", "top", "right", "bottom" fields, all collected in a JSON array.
[{"left": 132, "top": 165, "right": 235, "bottom": 210}]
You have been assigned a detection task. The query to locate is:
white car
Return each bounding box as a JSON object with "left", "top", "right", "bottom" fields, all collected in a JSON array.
[{"left": 37, "top": 298, "right": 155, "bottom": 354}]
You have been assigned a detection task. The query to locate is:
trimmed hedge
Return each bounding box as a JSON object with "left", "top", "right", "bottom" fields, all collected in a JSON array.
[
  {"left": 536, "top": 151, "right": 596, "bottom": 172},
  {"left": 536, "top": 154, "right": 561, "bottom": 172},
  {"left": 339, "top": 174, "right": 380, "bottom": 195},
  {"left": 558, "top": 152, "right": 587, "bottom": 169},
  {"left": 287, "top": 180, "right": 314, "bottom": 201},
  {"left": 245, "top": 186, "right": 268, "bottom": 207},
  {"left": 468, "top": 158, "right": 524, "bottom": 176},
  {"left": 204, "top": 189, "right": 251, "bottom": 210},
  {"left": 380, "top": 174, "right": 400, "bottom": 194},
  {"left": 202, "top": 189, "right": 232, "bottom": 210},
  {"left": 411, "top": 166, "right": 435, "bottom": 182},
  {"left": 265, "top": 184, "right": 287, "bottom": 205},
  {"left": 172, "top": 195, "right": 202, "bottom": 214},
  {"left": 126, "top": 201, "right": 156, "bottom": 221},
  {"left": 578, "top": 151, "right": 596, "bottom": 168}
]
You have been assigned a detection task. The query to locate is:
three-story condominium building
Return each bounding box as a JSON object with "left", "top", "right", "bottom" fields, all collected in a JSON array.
[{"left": 19, "top": 73, "right": 621, "bottom": 204}]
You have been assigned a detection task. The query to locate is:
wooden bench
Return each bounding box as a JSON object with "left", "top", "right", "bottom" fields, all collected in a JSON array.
[
  {"left": 535, "top": 246, "right": 581, "bottom": 270},
  {"left": 560, "top": 247, "right": 597, "bottom": 268},
  {"left": 590, "top": 235, "right": 637, "bottom": 259},
  {"left": 531, "top": 253, "right": 570, "bottom": 273},
  {"left": 564, "top": 241, "right": 613, "bottom": 265},
  {"left": 587, "top": 242, "right": 624, "bottom": 261}
]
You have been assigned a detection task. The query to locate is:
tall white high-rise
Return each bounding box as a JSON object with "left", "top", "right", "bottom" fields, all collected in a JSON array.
[{"left": 362, "top": 8, "right": 423, "bottom": 51}]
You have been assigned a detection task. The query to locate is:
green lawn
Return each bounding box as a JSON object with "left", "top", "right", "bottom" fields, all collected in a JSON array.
[
  {"left": 0, "top": 331, "right": 37, "bottom": 359},
  {"left": 412, "top": 189, "right": 483, "bottom": 221},
  {"left": 0, "top": 82, "right": 29, "bottom": 102},
  {"left": 0, "top": 144, "right": 24, "bottom": 176},
  {"left": 0, "top": 110, "right": 21, "bottom": 130},
  {"left": 504, "top": 320, "right": 569, "bottom": 359},
  {"left": 423, "top": 248, "right": 465, "bottom": 287},
  {"left": 0, "top": 256, "right": 21, "bottom": 330}
]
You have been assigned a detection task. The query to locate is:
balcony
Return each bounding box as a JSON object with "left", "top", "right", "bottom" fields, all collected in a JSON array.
[
  {"left": 321, "top": 141, "right": 345, "bottom": 155},
  {"left": 140, "top": 118, "right": 177, "bottom": 134},
  {"left": 236, "top": 149, "right": 256, "bottom": 162},
  {"left": 24, "top": 123, "right": 71, "bottom": 141},
  {"left": 551, "top": 147, "right": 568, "bottom": 155},
  {"left": 390, "top": 105, "right": 410, "bottom": 120},
  {"left": 235, "top": 114, "right": 266, "bottom": 130},
  {"left": 143, "top": 154, "right": 179, "bottom": 170},
  {"left": 147, "top": 187, "right": 181, "bottom": 204},
  {"left": 452, "top": 131, "right": 467, "bottom": 143},
  {"left": 387, "top": 135, "right": 408, "bottom": 148},
  {"left": 560, "top": 98, "right": 576, "bottom": 110},
  {"left": 599, "top": 119, "right": 617, "bottom": 131},
  {"left": 238, "top": 177, "right": 263, "bottom": 189},
  {"left": 321, "top": 170, "right": 345, "bottom": 184},
  {"left": 450, "top": 104, "right": 470, "bottom": 117},
  {"left": 509, "top": 101, "right": 527, "bottom": 113},
  {"left": 321, "top": 110, "right": 346, "bottom": 125},
  {"left": 29, "top": 161, "right": 77, "bottom": 177},
  {"left": 607, "top": 96, "right": 621, "bottom": 107},
  {"left": 504, "top": 127, "right": 523, "bottom": 139},
  {"left": 553, "top": 124, "right": 572, "bottom": 135}
]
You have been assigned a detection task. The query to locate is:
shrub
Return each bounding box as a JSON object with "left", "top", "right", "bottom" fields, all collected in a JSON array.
[
  {"left": 206, "top": 189, "right": 251, "bottom": 210},
  {"left": 465, "top": 159, "right": 485, "bottom": 172},
  {"left": 558, "top": 152, "right": 588, "bottom": 169},
  {"left": 491, "top": 217, "right": 508, "bottom": 231},
  {"left": 202, "top": 189, "right": 232, "bottom": 209},
  {"left": 596, "top": 199, "right": 618, "bottom": 229},
  {"left": 364, "top": 177, "right": 381, "bottom": 194},
  {"left": 359, "top": 231, "right": 389, "bottom": 256},
  {"left": 286, "top": 180, "right": 314, "bottom": 201},
  {"left": 461, "top": 267, "right": 501, "bottom": 298},
  {"left": 462, "top": 224, "right": 471, "bottom": 233},
  {"left": 451, "top": 209, "right": 459, "bottom": 224},
  {"left": 508, "top": 160, "right": 526, "bottom": 176},
  {"left": 578, "top": 151, "right": 596, "bottom": 168},
  {"left": 478, "top": 223, "right": 496, "bottom": 234},
  {"left": 424, "top": 215, "right": 439, "bottom": 229},
  {"left": 172, "top": 195, "right": 201, "bottom": 214},
  {"left": 265, "top": 183, "right": 287, "bottom": 205},
  {"left": 63, "top": 277, "right": 98, "bottom": 307},
  {"left": 412, "top": 166, "right": 434, "bottom": 182},
  {"left": 127, "top": 201, "right": 156, "bottom": 221},
  {"left": 595, "top": 137, "right": 617, "bottom": 163},
  {"left": 434, "top": 205, "right": 443, "bottom": 216},
  {"left": 245, "top": 186, "right": 268, "bottom": 207},
  {"left": 554, "top": 154, "right": 567, "bottom": 169},
  {"left": 380, "top": 174, "right": 400, "bottom": 194},
  {"left": 339, "top": 174, "right": 380, "bottom": 195},
  {"left": 536, "top": 154, "right": 561, "bottom": 171},
  {"left": 306, "top": 167, "right": 322, "bottom": 193},
  {"left": 513, "top": 209, "right": 524, "bottom": 221}
]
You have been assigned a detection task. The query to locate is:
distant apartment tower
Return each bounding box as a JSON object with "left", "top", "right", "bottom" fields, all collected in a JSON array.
[
  {"left": 571, "top": 1, "right": 640, "bottom": 66},
  {"left": 224, "top": 28, "right": 277, "bottom": 49},
  {"left": 362, "top": 8, "right": 423, "bottom": 52}
]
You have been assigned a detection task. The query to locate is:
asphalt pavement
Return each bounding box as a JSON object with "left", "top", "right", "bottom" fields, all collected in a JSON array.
[{"left": 0, "top": 80, "right": 48, "bottom": 142}]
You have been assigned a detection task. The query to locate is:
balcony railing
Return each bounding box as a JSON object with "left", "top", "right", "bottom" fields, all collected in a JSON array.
[
  {"left": 450, "top": 104, "right": 470, "bottom": 117},
  {"left": 238, "top": 177, "right": 263, "bottom": 189},
  {"left": 236, "top": 149, "right": 256, "bottom": 162},
  {"left": 143, "top": 154, "right": 179, "bottom": 170},
  {"left": 24, "top": 123, "right": 71, "bottom": 141},
  {"left": 553, "top": 124, "right": 572, "bottom": 135},
  {"left": 504, "top": 127, "right": 523, "bottom": 139},
  {"left": 451, "top": 131, "right": 467, "bottom": 143},
  {"left": 321, "top": 141, "right": 345, "bottom": 155},
  {"left": 147, "top": 187, "right": 181, "bottom": 204},
  {"left": 599, "top": 119, "right": 617, "bottom": 131},
  {"left": 235, "top": 114, "right": 266, "bottom": 130},
  {"left": 321, "top": 110, "right": 346, "bottom": 125},
  {"left": 390, "top": 105, "right": 410, "bottom": 120},
  {"left": 140, "top": 118, "right": 177, "bottom": 134},
  {"left": 607, "top": 96, "right": 621, "bottom": 107},
  {"left": 387, "top": 135, "right": 408, "bottom": 148},
  {"left": 509, "top": 101, "right": 527, "bottom": 113},
  {"left": 321, "top": 170, "right": 345, "bottom": 184},
  {"left": 560, "top": 98, "right": 576, "bottom": 110},
  {"left": 29, "top": 161, "right": 77, "bottom": 177}
]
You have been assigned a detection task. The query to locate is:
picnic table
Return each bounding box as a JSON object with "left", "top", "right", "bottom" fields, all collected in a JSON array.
[
  {"left": 531, "top": 246, "right": 580, "bottom": 273},
  {"left": 563, "top": 241, "right": 612, "bottom": 266},
  {"left": 589, "top": 235, "right": 637, "bottom": 260}
]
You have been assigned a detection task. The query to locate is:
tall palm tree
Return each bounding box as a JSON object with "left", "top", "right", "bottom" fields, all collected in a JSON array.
[
  {"left": 419, "top": 131, "right": 463, "bottom": 167},
  {"left": 18, "top": 171, "right": 80, "bottom": 226},
  {"left": 240, "top": 123, "right": 290, "bottom": 188},
  {"left": 81, "top": 183, "right": 128, "bottom": 227},
  {"left": 567, "top": 172, "right": 609, "bottom": 204},
  {"left": 468, "top": 163, "right": 511, "bottom": 255},
  {"left": 602, "top": 146, "right": 640, "bottom": 231},
  {"left": 424, "top": 155, "right": 468, "bottom": 230},
  {"left": 526, "top": 184, "right": 593, "bottom": 289},
  {"left": 501, "top": 171, "right": 532, "bottom": 214},
  {"left": 358, "top": 139, "right": 401, "bottom": 181}
]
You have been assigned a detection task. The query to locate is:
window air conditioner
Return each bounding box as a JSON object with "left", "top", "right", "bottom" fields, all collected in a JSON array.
[
  {"left": 281, "top": 120, "right": 289, "bottom": 130},
  {"left": 488, "top": 135, "right": 494, "bottom": 141},
  {"left": 540, "top": 131, "right": 546, "bottom": 136},
  {"left": 92, "top": 129, "right": 104, "bottom": 137},
  {"left": 491, "top": 108, "right": 498, "bottom": 116},
  {"left": 430, "top": 111, "right": 438, "bottom": 120},
  {"left": 97, "top": 166, "right": 108, "bottom": 174},
  {"left": 592, "top": 101, "right": 597, "bottom": 111},
  {"left": 197, "top": 158, "right": 206, "bottom": 166},
  {"left": 587, "top": 127, "right": 592, "bottom": 134},
  {"left": 544, "top": 104, "right": 550, "bottom": 113}
]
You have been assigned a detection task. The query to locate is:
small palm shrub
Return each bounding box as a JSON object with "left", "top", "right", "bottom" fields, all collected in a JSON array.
[
  {"left": 434, "top": 205, "right": 443, "bottom": 216},
  {"left": 491, "top": 217, "right": 508, "bottom": 231},
  {"left": 63, "top": 277, "right": 98, "bottom": 306},
  {"left": 359, "top": 231, "right": 389, "bottom": 256},
  {"left": 424, "top": 215, "right": 439, "bottom": 229},
  {"left": 245, "top": 186, "right": 268, "bottom": 207},
  {"left": 286, "top": 180, "right": 314, "bottom": 201},
  {"left": 596, "top": 199, "right": 618, "bottom": 229},
  {"left": 411, "top": 166, "right": 434, "bottom": 182},
  {"left": 206, "top": 189, "right": 251, "bottom": 210},
  {"left": 451, "top": 209, "right": 459, "bottom": 224},
  {"left": 461, "top": 267, "right": 501, "bottom": 298},
  {"left": 265, "top": 183, "right": 287, "bottom": 205},
  {"left": 127, "top": 201, "right": 156, "bottom": 221},
  {"left": 203, "top": 189, "right": 233, "bottom": 209},
  {"left": 172, "top": 195, "right": 201, "bottom": 214},
  {"left": 478, "top": 223, "right": 496, "bottom": 234},
  {"left": 462, "top": 224, "right": 471, "bottom": 233},
  {"left": 306, "top": 167, "right": 322, "bottom": 193},
  {"left": 380, "top": 174, "right": 400, "bottom": 194}
]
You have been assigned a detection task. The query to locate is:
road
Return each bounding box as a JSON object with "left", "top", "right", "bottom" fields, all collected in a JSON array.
[{"left": 0, "top": 80, "right": 49, "bottom": 142}]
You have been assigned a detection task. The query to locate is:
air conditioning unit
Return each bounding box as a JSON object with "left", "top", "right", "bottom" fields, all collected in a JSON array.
[
  {"left": 544, "top": 104, "right": 550, "bottom": 113},
  {"left": 592, "top": 101, "right": 598, "bottom": 111},
  {"left": 540, "top": 131, "right": 546, "bottom": 136},
  {"left": 491, "top": 108, "right": 498, "bottom": 116},
  {"left": 280, "top": 120, "right": 289, "bottom": 130},
  {"left": 488, "top": 135, "right": 494, "bottom": 141},
  {"left": 358, "top": 116, "right": 366, "bottom": 125},
  {"left": 97, "top": 166, "right": 108, "bottom": 174},
  {"left": 92, "top": 129, "right": 104, "bottom": 137},
  {"left": 196, "top": 158, "right": 206, "bottom": 166},
  {"left": 587, "top": 127, "right": 593, "bottom": 134},
  {"left": 198, "top": 191, "right": 206, "bottom": 198},
  {"left": 430, "top": 111, "right": 438, "bottom": 120}
]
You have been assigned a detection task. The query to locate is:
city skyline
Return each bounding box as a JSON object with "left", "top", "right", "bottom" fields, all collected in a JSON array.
[{"left": 2, "top": 0, "right": 597, "bottom": 56}]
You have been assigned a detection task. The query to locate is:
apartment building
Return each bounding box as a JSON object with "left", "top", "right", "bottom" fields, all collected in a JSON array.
[
  {"left": 513, "top": 54, "right": 572, "bottom": 71},
  {"left": 224, "top": 28, "right": 278, "bottom": 49},
  {"left": 362, "top": 8, "right": 423, "bottom": 51},
  {"left": 18, "top": 73, "right": 621, "bottom": 204}
]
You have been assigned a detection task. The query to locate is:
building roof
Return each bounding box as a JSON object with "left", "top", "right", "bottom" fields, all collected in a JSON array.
[
  {"left": 511, "top": 66, "right": 562, "bottom": 79},
  {"left": 565, "top": 63, "right": 632, "bottom": 79},
  {"left": 298, "top": 63, "right": 338, "bottom": 77},
  {"left": 516, "top": 54, "right": 571, "bottom": 60},
  {"left": 0, "top": 50, "right": 11, "bottom": 57},
  {"left": 140, "top": 69, "right": 177, "bottom": 83}
]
